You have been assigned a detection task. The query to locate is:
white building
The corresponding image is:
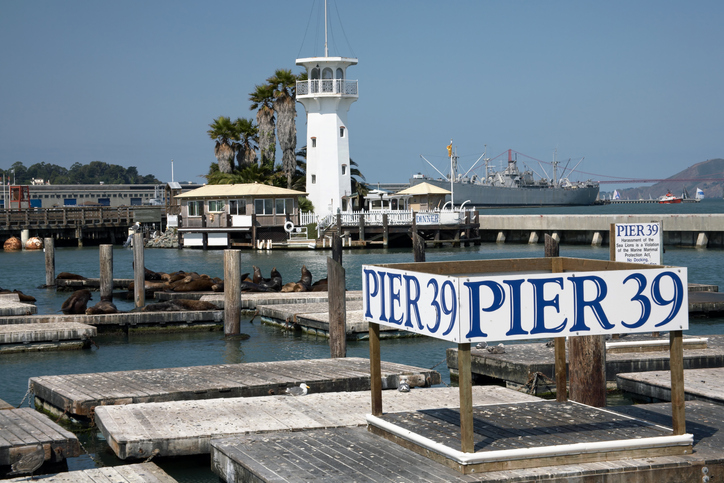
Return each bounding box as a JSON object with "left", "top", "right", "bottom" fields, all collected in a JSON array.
[{"left": 296, "top": 56, "right": 358, "bottom": 216}]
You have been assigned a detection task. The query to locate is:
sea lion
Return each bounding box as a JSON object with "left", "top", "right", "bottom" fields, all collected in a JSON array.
[
  {"left": 299, "top": 265, "right": 313, "bottom": 289},
  {"left": 280, "top": 282, "right": 306, "bottom": 293},
  {"left": 173, "top": 299, "right": 219, "bottom": 311},
  {"left": 240, "top": 281, "right": 276, "bottom": 292},
  {"left": 171, "top": 277, "right": 216, "bottom": 292},
  {"left": 311, "top": 278, "right": 328, "bottom": 292},
  {"left": 61, "top": 289, "right": 92, "bottom": 314},
  {"left": 258, "top": 268, "right": 282, "bottom": 292},
  {"left": 56, "top": 272, "right": 87, "bottom": 280},
  {"left": 13, "top": 290, "right": 36, "bottom": 303},
  {"left": 162, "top": 271, "right": 187, "bottom": 283},
  {"left": 252, "top": 266, "right": 263, "bottom": 284},
  {"left": 144, "top": 268, "right": 165, "bottom": 280},
  {"left": 85, "top": 300, "right": 118, "bottom": 315}
]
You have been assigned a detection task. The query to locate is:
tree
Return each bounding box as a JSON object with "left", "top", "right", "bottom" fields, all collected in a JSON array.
[
  {"left": 249, "top": 84, "right": 276, "bottom": 170},
  {"left": 234, "top": 118, "right": 258, "bottom": 169},
  {"left": 268, "top": 69, "right": 300, "bottom": 189},
  {"left": 207, "top": 116, "right": 239, "bottom": 174},
  {"left": 350, "top": 158, "right": 369, "bottom": 197}
]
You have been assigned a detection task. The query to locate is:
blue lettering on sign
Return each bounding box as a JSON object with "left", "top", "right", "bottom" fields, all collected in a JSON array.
[
  {"left": 529, "top": 277, "right": 567, "bottom": 334},
  {"left": 621, "top": 273, "right": 650, "bottom": 328},
  {"left": 503, "top": 279, "right": 527, "bottom": 336},
  {"left": 363, "top": 268, "right": 378, "bottom": 319},
  {"left": 388, "top": 273, "right": 403, "bottom": 325},
  {"left": 463, "top": 280, "right": 504, "bottom": 338},
  {"left": 567, "top": 275, "right": 613, "bottom": 332},
  {"left": 403, "top": 275, "right": 422, "bottom": 329},
  {"left": 652, "top": 271, "right": 684, "bottom": 327}
]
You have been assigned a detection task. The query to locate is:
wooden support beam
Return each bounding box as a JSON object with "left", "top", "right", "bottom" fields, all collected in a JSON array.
[
  {"left": 44, "top": 237, "right": 55, "bottom": 287},
  {"left": 458, "top": 342, "right": 474, "bottom": 453},
  {"left": 670, "top": 330, "right": 686, "bottom": 435},
  {"left": 133, "top": 232, "right": 144, "bottom": 308},
  {"left": 369, "top": 322, "right": 382, "bottom": 416},
  {"left": 545, "top": 234, "right": 567, "bottom": 402}
]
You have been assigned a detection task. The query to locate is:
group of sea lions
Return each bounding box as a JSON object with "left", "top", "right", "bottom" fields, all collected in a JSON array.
[{"left": 240, "top": 265, "right": 327, "bottom": 293}]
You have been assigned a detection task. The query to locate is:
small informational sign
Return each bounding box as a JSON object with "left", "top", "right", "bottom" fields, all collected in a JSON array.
[
  {"left": 614, "top": 222, "right": 662, "bottom": 265},
  {"left": 166, "top": 215, "right": 178, "bottom": 227},
  {"left": 363, "top": 264, "right": 688, "bottom": 343}
]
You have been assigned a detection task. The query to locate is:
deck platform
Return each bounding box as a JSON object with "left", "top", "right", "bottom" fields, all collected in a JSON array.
[
  {"left": 30, "top": 357, "right": 441, "bottom": 421},
  {"left": 617, "top": 366, "right": 724, "bottom": 404},
  {"left": 447, "top": 334, "right": 724, "bottom": 392},
  {"left": 689, "top": 290, "right": 724, "bottom": 315},
  {"left": 198, "top": 290, "right": 363, "bottom": 309},
  {"left": 55, "top": 278, "right": 133, "bottom": 290},
  {"left": 0, "top": 294, "right": 36, "bottom": 317},
  {"left": 0, "top": 310, "right": 223, "bottom": 332},
  {"left": 96, "top": 386, "right": 537, "bottom": 459},
  {"left": 4, "top": 462, "right": 176, "bottom": 482},
  {"left": 257, "top": 300, "right": 412, "bottom": 340},
  {"left": 0, "top": 399, "right": 13, "bottom": 410},
  {"left": 0, "top": 408, "right": 81, "bottom": 470},
  {"left": 211, "top": 401, "right": 722, "bottom": 482},
  {"left": 0, "top": 322, "right": 96, "bottom": 354}
]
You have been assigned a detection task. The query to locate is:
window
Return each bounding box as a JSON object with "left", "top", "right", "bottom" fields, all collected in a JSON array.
[
  {"left": 275, "top": 198, "right": 294, "bottom": 215},
  {"left": 311, "top": 175, "right": 316, "bottom": 184},
  {"left": 340, "top": 126, "right": 345, "bottom": 137},
  {"left": 254, "top": 198, "right": 274, "bottom": 215},
  {"left": 229, "top": 199, "right": 246, "bottom": 215},
  {"left": 187, "top": 200, "right": 203, "bottom": 216},
  {"left": 311, "top": 137, "right": 316, "bottom": 148},
  {"left": 208, "top": 200, "right": 225, "bottom": 212},
  {"left": 342, "top": 164, "right": 347, "bottom": 175}
]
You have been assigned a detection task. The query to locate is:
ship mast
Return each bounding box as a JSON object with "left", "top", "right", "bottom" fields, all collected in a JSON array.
[{"left": 324, "top": 0, "right": 328, "bottom": 57}]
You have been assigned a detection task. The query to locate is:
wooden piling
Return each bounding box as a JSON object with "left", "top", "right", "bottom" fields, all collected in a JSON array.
[
  {"left": 332, "top": 234, "right": 343, "bottom": 265},
  {"left": 670, "top": 330, "right": 686, "bottom": 434},
  {"left": 358, "top": 213, "right": 365, "bottom": 242},
  {"left": 328, "top": 257, "right": 346, "bottom": 358},
  {"left": 99, "top": 244, "right": 113, "bottom": 302},
  {"left": 224, "top": 250, "right": 242, "bottom": 336},
  {"left": 133, "top": 232, "right": 144, "bottom": 308},
  {"left": 44, "top": 237, "right": 55, "bottom": 286}
]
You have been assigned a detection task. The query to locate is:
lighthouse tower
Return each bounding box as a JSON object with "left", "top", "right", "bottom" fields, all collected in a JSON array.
[{"left": 295, "top": 55, "right": 358, "bottom": 216}]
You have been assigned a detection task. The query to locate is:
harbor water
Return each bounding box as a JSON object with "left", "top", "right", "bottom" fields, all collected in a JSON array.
[{"left": 2, "top": 199, "right": 724, "bottom": 481}]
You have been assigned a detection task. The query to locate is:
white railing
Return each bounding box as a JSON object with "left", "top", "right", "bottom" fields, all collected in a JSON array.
[
  {"left": 296, "top": 79, "right": 358, "bottom": 97},
  {"left": 304, "top": 209, "right": 473, "bottom": 229},
  {"left": 300, "top": 211, "right": 317, "bottom": 226}
]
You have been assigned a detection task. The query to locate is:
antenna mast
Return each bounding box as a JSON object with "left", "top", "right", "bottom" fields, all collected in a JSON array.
[{"left": 324, "top": 0, "right": 328, "bottom": 57}]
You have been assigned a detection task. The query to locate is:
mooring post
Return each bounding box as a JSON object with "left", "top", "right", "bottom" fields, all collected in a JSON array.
[
  {"left": 670, "top": 330, "right": 686, "bottom": 434},
  {"left": 224, "top": 249, "right": 242, "bottom": 336},
  {"left": 412, "top": 215, "right": 425, "bottom": 263},
  {"left": 546, "top": 234, "right": 567, "bottom": 402},
  {"left": 369, "top": 322, "right": 382, "bottom": 416},
  {"left": 382, "top": 213, "right": 389, "bottom": 247},
  {"left": 358, "top": 213, "right": 365, "bottom": 242},
  {"left": 332, "top": 233, "right": 343, "bottom": 265},
  {"left": 327, "top": 257, "right": 346, "bottom": 358},
  {"left": 133, "top": 232, "right": 145, "bottom": 308},
  {"left": 458, "top": 342, "right": 474, "bottom": 453},
  {"left": 44, "top": 237, "right": 55, "bottom": 287},
  {"left": 99, "top": 244, "right": 113, "bottom": 302}
]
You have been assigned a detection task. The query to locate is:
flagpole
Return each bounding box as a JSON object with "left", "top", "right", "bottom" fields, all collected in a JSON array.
[{"left": 449, "top": 139, "right": 454, "bottom": 208}]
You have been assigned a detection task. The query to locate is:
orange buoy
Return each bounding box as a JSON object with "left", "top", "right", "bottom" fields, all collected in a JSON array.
[
  {"left": 3, "top": 237, "right": 21, "bottom": 251},
  {"left": 25, "top": 237, "right": 43, "bottom": 250}
]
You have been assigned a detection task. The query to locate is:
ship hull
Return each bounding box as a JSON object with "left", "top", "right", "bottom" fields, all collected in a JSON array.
[{"left": 410, "top": 178, "right": 600, "bottom": 207}]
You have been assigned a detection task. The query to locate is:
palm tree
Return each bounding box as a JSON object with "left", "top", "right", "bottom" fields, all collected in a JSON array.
[
  {"left": 207, "top": 116, "right": 239, "bottom": 174},
  {"left": 350, "top": 158, "right": 369, "bottom": 197},
  {"left": 268, "top": 69, "right": 302, "bottom": 189},
  {"left": 249, "top": 84, "right": 276, "bottom": 170},
  {"left": 234, "top": 118, "right": 258, "bottom": 169}
]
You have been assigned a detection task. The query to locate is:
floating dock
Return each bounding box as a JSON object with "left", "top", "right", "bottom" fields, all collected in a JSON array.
[
  {"left": 0, "top": 408, "right": 81, "bottom": 472},
  {"left": 30, "top": 357, "right": 441, "bottom": 421},
  {"left": 54, "top": 278, "right": 133, "bottom": 291},
  {"left": 617, "top": 367, "right": 724, "bottom": 404},
  {"left": 446, "top": 334, "right": 724, "bottom": 392},
  {"left": 0, "top": 311, "right": 223, "bottom": 333},
  {"left": 3, "top": 463, "right": 176, "bottom": 483},
  {"left": 0, "top": 322, "right": 96, "bottom": 353},
  {"left": 211, "top": 400, "right": 723, "bottom": 482},
  {"left": 197, "top": 290, "right": 363, "bottom": 309},
  {"left": 95, "top": 386, "right": 535, "bottom": 459},
  {"left": 0, "top": 294, "right": 36, "bottom": 317}
]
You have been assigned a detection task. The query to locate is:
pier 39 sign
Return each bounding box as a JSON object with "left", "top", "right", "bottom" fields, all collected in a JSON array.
[{"left": 362, "top": 264, "right": 688, "bottom": 343}]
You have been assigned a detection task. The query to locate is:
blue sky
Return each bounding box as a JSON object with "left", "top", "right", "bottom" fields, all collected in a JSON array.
[{"left": 1, "top": 1, "right": 722, "bottom": 190}]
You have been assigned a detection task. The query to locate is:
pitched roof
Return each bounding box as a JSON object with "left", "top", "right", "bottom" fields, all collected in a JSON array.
[
  {"left": 174, "top": 183, "right": 307, "bottom": 199},
  {"left": 395, "top": 182, "right": 451, "bottom": 196}
]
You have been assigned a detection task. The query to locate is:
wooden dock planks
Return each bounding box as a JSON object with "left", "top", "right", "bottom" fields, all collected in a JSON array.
[
  {"left": 198, "top": 290, "right": 363, "bottom": 309},
  {"left": 617, "top": 367, "right": 724, "bottom": 404},
  {"left": 0, "top": 322, "right": 96, "bottom": 353},
  {"left": 0, "top": 310, "right": 223, "bottom": 330},
  {"left": 94, "top": 386, "right": 540, "bottom": 459},
  {"left": 0, "top": 294, "right": 36, "bottom": 317},
  {"left": 30, "top": 357, "right": 442, "bottom": 419},
  {"left": 0, "top": 408, "right": 81, "bottom": 467},
  {"left": 3, "top": 462, "right": 176, "bottom": 482}
]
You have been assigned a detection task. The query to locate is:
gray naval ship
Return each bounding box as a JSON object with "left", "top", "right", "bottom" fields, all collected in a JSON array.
[{"left": 410, "top": 148, "right": 599, "bottom": 207}]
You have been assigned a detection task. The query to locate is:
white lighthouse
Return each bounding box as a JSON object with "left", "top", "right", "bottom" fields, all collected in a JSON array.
[{"left": 295, "top": 54, "right": 358, "bottom": 216}]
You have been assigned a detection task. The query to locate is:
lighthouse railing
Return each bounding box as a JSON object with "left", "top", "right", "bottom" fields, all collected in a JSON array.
[{"left": 296, "top": 79, "right": 358, "bottom": 97}]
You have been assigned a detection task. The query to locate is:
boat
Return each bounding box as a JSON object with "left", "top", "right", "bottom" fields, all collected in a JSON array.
[
  {"left": 410, "top": 147, "right": 599, "bottom": 207},
  {"left": 658, "top": 192, "right": 682, "bottom": 204},
  {"left": 696, "top": 188, "right": 705, "bottom": 201}
]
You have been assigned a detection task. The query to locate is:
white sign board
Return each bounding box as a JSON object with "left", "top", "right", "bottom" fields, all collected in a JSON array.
[
  {"left": 416, "top": 213, "right": 439, "bottom": 225},
  {"left": 614, "top": 222, "right": 662, "bottom": 265},
  {"left": 363, "top": 264, "right": 688, "bottom": 343}
]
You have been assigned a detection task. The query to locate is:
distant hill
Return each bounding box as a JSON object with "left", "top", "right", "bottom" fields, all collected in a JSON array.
[{"left": 610, "top": 158, "right": 724, "bottom": 200}]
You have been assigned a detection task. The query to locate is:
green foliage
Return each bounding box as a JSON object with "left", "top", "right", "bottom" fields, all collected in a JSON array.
[{"left": 1, "top": 161, "right": 160, "bottom": 185}]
